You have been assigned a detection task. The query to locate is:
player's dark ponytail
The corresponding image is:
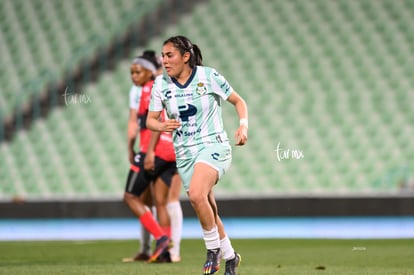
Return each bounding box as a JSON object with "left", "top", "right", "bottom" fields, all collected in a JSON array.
[
  {"left": 190, "top": 43, "right": 203, "bottom": 67},
  {"left": 142, "top": 50, "right": 162, "bottom": 70},
  {"left": 164, "top": 35, "right": 203, "bottom": 68}
]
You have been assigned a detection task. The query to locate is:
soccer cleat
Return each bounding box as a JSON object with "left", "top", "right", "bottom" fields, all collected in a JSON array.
[
  {"left": 155, "top": 250, "right": 172, "bottom": 263},
  {"left": 203, "top": 248, "right": 221, "bottom": 274},
  {"left": 121, "top": 252, "right": 150, "bottom": 262},
  {"left": 147, "top": 235, "right": 170, "bottom": 263},
  {"left": 224, "top": 252, "right": 241, "bottom": 275}
]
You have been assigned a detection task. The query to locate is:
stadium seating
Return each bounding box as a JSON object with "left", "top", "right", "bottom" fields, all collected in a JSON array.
[
  {"left": 0, "top": 0, "right": 161, "bottom": 119},
  {"left": 0, "top": 0, "right": 413, "bottom": 199}
]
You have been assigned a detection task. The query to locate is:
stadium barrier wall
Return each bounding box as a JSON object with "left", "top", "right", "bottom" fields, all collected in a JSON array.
[{"left": 1, "top": 196, "right": 414, "bottom": 218}]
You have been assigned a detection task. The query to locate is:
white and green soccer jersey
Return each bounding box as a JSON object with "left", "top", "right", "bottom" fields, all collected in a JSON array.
[{"left": 149, "top": 66, "right": 233, "bottom": 161}]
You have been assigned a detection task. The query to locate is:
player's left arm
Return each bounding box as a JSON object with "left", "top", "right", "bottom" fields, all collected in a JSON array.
[
  {"left": 144, "top": 130, "right": 161, "bottom": 171},
  {"left": 227, "top": 91, "right": 248, "bottom": 146},
  {"left": 127, "top": 108, "right": 139, "bottom": 164}
]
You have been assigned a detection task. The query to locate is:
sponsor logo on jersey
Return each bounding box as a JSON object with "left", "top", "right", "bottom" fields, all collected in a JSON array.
[
  {"left": 176, "top": 128, "right": 202, "bottom": 137},
  {"left": 220, "top": 81, "right": 231, "bottom": 93},
  {"left": 178, "top": 104, "right": 197, "bottom": 121},
  {"left": 165, "top": 90, "right": 193, "bottom": 99},
  {"left": 175, "top": 92, "right": 193, "bottom": 98},
  {"left": 211, "top": 152, "right": 220, "bottom": 160}
]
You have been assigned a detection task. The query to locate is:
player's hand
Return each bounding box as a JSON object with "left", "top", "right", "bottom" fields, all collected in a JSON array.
[
  {"left": 234, "top": 125, "right": 248, "bottom": 146},
  {"left": 128, "top": 150, "right": 136, "bottom": 164},
  {"left": 162, "top": 119, "right": 181, "bottom": 132},
  {"left": 144, "top": 151, "right": 155, "bottom": 171}
]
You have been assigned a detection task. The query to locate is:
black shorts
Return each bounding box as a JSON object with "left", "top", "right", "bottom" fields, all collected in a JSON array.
[{"left": 125, "top": 152, "right": 177, "bottom": 196}]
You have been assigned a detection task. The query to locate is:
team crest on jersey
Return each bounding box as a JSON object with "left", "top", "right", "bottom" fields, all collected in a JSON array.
[{"left": 196, "top": 82, "right": 207, "bottom": 95}]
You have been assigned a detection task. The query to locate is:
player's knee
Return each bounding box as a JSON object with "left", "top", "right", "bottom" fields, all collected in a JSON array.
[
  {"left": 154, "top": 197, "right": 168, "bottom": 208},
  {"left": 187, "top": 189, "right": 207, "bottom": 208}
]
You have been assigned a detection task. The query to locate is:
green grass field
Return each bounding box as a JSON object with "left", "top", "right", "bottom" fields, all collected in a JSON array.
[{"left": 0, "top": 239, "right": 413, "bottom": 274}]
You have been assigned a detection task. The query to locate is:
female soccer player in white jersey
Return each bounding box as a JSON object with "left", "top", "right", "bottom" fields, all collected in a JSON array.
[{"left": 147, "top": 36, "right": 248, "bottom": 275}]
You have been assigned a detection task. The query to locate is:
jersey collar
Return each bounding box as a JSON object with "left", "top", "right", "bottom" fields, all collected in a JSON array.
[{"left": 171, "top": 66, "right": 197, "bottom": 89}]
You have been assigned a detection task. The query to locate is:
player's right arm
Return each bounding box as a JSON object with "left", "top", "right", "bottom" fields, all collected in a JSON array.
[
  {"left": 127, "top": 108, "right": 138, "bottom": 164},
  {"left": 146, "top": 111, "right": 181, "bottom": 132}
]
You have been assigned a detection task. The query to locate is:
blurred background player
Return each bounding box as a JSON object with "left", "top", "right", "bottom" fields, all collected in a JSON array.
[{"left": 122, "top": 50, "right": 182, "bottom": 263}]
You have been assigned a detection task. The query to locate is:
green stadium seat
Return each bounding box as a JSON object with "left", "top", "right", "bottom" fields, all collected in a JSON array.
[{"left": 1, "top": 0, "right": 413, "bottom": 199}]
